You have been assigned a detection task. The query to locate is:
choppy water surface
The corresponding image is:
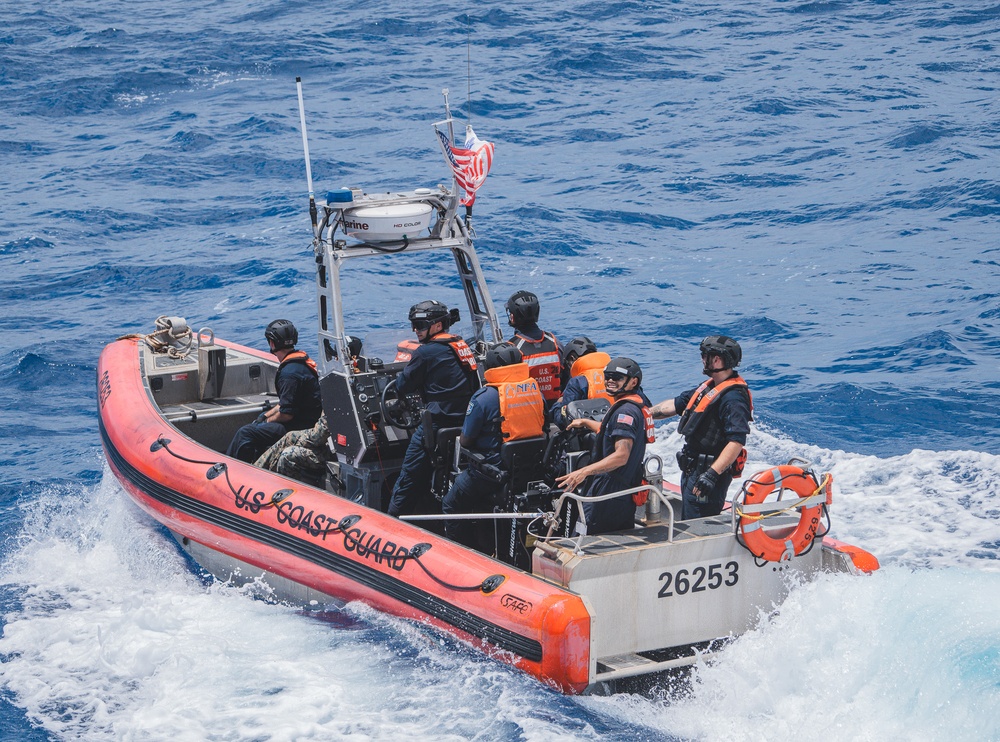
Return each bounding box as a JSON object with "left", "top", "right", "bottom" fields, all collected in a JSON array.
[{"left": 1, "top": 1, "right": 998, "bottom": 739}]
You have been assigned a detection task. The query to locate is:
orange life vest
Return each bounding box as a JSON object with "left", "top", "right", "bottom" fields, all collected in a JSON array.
[
  {"left": 278, "top": 350, "right": 318, "bottom": 376},
  {"left": 605, "top": 393, "right": 656, "bottom": 444},
  {"left": 569, "top": 352, "right": 612, "bottom": 402},
  {"left": 394, "top": 338, "right": 420, "bottom": 363},
  {"left": 512, "top": 331, "right": 561, "bottom": 402},
  {"left": 431, "top": 333, "right": 478, "bottom": 372},
  {"left": 483, "top": 362, "right": 545, "bottom": 442},
  {"left": 394, "top": 335, "right": 479, "bottom": 373},
  {"left": 676, "top": 375, "right": 752, "bottom": 438}
]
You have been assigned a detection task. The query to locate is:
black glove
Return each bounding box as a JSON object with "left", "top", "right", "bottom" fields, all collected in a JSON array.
[
  {"left": 255, "top": 411, "right": 269, "bottom": 424},
  {"left": 692, "top": 468, "right": 720, "bottom": 503}
]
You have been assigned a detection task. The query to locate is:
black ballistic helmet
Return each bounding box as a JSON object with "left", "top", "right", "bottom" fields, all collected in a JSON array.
[
  {"left": 604, "top": 356, "right": 642, "bottom": 386},
  {"left": 700, "top": 335, "right": 742, "bottom": 369},
  {"left": 408, "top": 300, "right": 451, "bottom": 331},
  {"left": 265, "top": 319, "right": 298, "bottom": 350},
  {"left": 505, "top": 290, "right": 540, "bottom": 326},
  {"left": 484, "top": 343, "right": 523, "bottom": 370},
  {"left": 561, "top": 336, "right": 597, "bottom": 367}
]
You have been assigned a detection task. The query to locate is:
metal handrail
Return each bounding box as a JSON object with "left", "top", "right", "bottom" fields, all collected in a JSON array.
[
  {"left": 162, "top": 401, "right": 269, "bottom": 422},
  {"left": 400, "top": 512, "right": 544, "bottom": 522},
  {"left": 541, "top": 483, "right": 680, "bottom": 555},
  {"left": 400, "top": 480, "right": 682, "bottom": 554}
]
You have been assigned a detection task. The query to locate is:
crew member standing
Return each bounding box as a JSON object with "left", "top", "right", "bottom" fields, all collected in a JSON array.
[
  {"left": 555, "top": 357, "right": 654, "bottom": 535},
  {"left": 505, "top": 290, "right": 562, "bottom": 408},
  {"left": 386, "top": 300, "right": 478, "bottom": 518},
  {"left": 650, "top": 335, "right": 753, "bottom": 520},
  {"left": 227, "top": 319, "right": 322, "bottom": 463}
]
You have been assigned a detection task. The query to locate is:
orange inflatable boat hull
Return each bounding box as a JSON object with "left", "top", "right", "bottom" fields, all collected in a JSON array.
[{"left": 97, "top": 337, "right": 592, "bottom": 693}]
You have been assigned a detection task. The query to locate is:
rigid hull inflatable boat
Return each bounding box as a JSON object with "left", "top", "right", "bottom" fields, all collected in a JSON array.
[{"left": 98, "top": 93, "right": 878, "bottom": 694}]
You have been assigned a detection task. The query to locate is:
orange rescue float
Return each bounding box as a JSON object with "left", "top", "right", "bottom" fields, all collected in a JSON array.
[{"left": 738, "top": 465, "right": 830, "bottom": 561}]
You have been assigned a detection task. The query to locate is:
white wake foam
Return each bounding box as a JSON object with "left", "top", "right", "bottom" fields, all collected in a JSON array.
[{"left": 2, "top": 434, "right": 998, "bottom": 740}]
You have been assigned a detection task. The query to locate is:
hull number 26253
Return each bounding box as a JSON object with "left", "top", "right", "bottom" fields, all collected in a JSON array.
[{"left": 658, "top": 561, "right": 739, "bottom": 598}]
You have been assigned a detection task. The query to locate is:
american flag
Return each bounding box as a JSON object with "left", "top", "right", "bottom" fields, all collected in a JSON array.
[{"left": 436, "top": 125, "right": 495, "bottom": 207}]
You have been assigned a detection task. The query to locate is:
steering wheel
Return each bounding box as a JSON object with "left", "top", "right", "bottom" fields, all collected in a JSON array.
[{"left": 380, "top": 379, "right": 420, "bottom": 430}]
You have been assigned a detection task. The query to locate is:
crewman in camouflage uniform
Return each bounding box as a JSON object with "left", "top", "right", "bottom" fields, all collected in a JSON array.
[
  {"left": 255, "top": 414, "right": 330, "bottom": 488},
  {"left": 254, "top": 334, "right": 361, "bottom": 487}
]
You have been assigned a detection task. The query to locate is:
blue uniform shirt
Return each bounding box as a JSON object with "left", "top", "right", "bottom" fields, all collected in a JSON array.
[
  {"left": 581, "top": 397, "right": 648, "bottom": 534},
  {"left": 561, "top": 375, "right": 588, "bottom": 405},
  {"left": 396, "top": 337, "right": 475, "bottom": 422},
  {"left": 276, "top": 357, "right": 322, "bottom": 431},
  {"left": 597, "top": 399, "right": 647, "bottom": 492},
  {"left": 461, "top": 386, "right": 502, "bottom": 467}
]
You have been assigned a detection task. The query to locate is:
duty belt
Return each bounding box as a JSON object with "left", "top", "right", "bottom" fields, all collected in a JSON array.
[{"left": 676, "top": 448, "right": 716, "bottom": 475}]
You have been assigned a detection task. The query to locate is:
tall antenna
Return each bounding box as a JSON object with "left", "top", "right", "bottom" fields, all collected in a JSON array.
[{"left": 466, "top": 13, "right": 472, "bottom": 127}]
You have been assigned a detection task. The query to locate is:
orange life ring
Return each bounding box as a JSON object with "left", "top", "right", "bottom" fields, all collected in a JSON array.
[{"left": 739, "top": 465, "right": 829, "bottom": 562}]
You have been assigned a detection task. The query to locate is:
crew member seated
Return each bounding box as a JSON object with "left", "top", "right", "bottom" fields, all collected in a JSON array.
[
  {"left": 386, "top": 301, "right": 479, "bottom": 518},
  {"left": 555, "top": 357, "right": 655, "bottom": 535},
  {"left": 226, "top": 319, "right": 323, "bottom": 463},
  {"left": 442, "top": 344, "right": 545, "bottom": 550},
  {"left": 551, "top": 336, "right": 612, "bottom": 429},
  {"left": 255, "top": 414, "right": 330, "bottom": 488}
]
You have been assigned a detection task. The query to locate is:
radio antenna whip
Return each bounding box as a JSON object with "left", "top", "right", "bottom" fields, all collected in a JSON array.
[
  {"left": 466, "top": 13, "right": 472, "bottom": 127},
  {"left": 295, "top": 76, "right": 319, "bottom": 242}
]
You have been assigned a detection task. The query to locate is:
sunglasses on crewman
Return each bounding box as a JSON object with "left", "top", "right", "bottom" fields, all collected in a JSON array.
[{"left": 604, "top": 372, "right": 627, "bottom": 383}]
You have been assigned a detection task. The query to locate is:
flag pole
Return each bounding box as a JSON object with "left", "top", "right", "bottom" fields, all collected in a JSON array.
[
  {"left": 442, "top": 88, "right": 456, "bottom": 145},
  {"left": 441, "top": 88, "right": 471, "bottom": 228}
]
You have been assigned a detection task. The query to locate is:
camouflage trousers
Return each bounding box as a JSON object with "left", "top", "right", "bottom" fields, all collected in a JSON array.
[{"left": 255, "top": 415, "right": 330, "bottom": 486}]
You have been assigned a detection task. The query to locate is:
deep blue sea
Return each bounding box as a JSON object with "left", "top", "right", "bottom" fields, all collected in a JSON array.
[{"left": 2, "top": 0, "right": 999, "bottom": 739}]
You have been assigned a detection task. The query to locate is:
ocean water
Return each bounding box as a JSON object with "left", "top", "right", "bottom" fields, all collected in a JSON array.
[{"left": 1, "top": 0, "right": 999, "bottom": 739}]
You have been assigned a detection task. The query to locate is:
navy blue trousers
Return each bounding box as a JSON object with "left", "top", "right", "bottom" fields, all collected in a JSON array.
[
  {"left": 442, "top": 469, "right": 502, "bottom": 548},
  {"left": 681, "top": 468, "right": 733, "bottom": 520},
  {"left": 226, "top": 421, "right": 287, "bottom": 463},
  {"left": 581, "top": 474, "right": 636, "bottom": 535},
  {"left": 387, "top": 426, "right": 436, "bottom": 517}
]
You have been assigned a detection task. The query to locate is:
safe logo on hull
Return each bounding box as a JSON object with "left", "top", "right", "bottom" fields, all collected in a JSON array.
[{"left": 500, "top": 594, "right": 532, "bottom": 615}]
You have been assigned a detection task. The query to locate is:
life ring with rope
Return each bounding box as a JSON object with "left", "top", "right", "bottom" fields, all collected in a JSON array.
[{"left": 738, "top": 465, "right": 831, "bottom": 562}]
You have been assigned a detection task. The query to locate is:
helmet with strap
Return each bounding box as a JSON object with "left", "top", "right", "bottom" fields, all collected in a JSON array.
[
  {"left": 505, "top": 290, "right": 540, "bottom": 326},
  {"left": 484, "top": 342, "right": 523, "bottom": 370},
  {"left": 561, "top": 335, "right": 597, "bottom": 367},
  {"left": 604, "top": 356, "right": 642, "bottom": 386},
  {"left": 409, "top": 300, "right": 452, "bottom": 331},
  {"left": 265, "top": 319, "right": 298, "bottom": 350},
  {"left": 700, "top": 335, "right": 742, "bottom": 369}
]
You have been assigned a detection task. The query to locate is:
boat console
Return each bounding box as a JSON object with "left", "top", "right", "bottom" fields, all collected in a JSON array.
[{"left": 319, "top": 360, "right": 416, "bottom": 507}]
